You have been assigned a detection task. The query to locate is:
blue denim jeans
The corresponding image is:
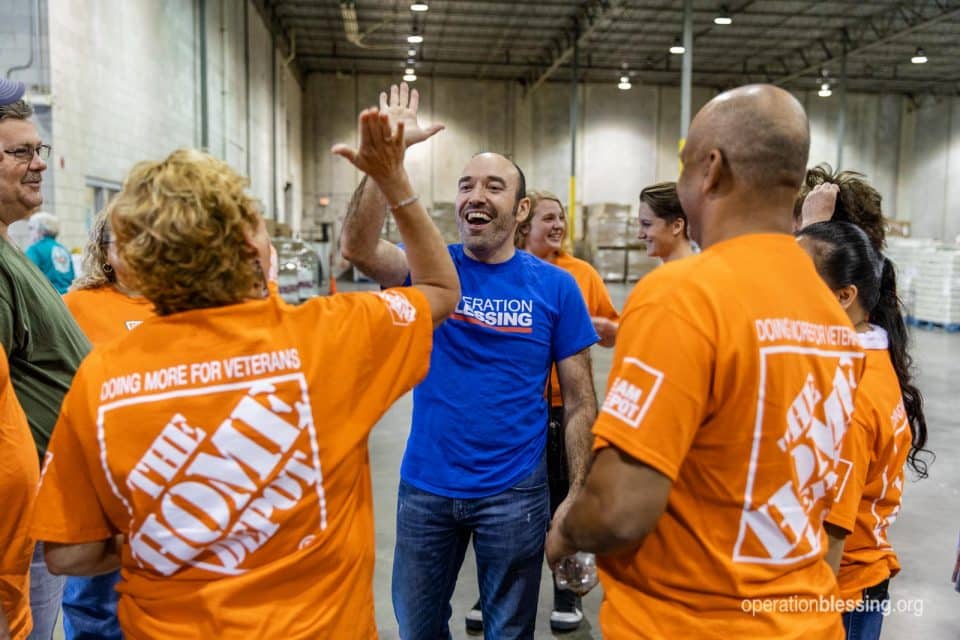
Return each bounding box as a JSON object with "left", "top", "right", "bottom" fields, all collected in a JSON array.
[
  {"left": 842, "top": 609, "right": 884, "bottom": 640},
  {"left": 842, "top": 580, "right": 888, "bottom": 640},
  {"left": 392, "top": 457, "right": 549, "bottom": 640},
  {"left": 28, "top": 542, "right": 65, "bottom": 640},
  {"left": 62, "top": 571, "right": 122, "bottom": 640}
]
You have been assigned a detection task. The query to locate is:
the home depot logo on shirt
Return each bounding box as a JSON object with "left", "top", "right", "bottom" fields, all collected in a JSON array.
[
  {"left": 375, "top": 290, "right": 417, "bottom": 326},
  {"left": 452, "top": 296, "right": 534, "bottom": 333},
  {"left": 104, "top": 373, "right": 326, "bottom": 577},
  {"left": 734, "top": 350, "right": 861, "bottom": 565},
  {"left": 870, "top": 400, "right": 910, "bottom": 546},
  {"left": 601, "top": 358, "right": 664, "bottom": 427}
]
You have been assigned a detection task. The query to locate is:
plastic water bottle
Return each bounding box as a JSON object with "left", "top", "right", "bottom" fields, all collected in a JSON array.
[{"left": 554, "top": 552, "right": 598, "bottom": 595}]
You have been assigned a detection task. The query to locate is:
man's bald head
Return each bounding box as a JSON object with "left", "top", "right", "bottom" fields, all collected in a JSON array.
[{"left": 687, "top": 84, "right": 810, "bottom": 191}]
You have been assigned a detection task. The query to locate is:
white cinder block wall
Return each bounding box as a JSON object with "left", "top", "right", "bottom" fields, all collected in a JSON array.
[
  {"left": 37, "top": 0, "right": 304, "bottom": 250},
  {"left": 896, "top": 97, "right": 960, "bottom": 242},
  {"left": 303, "top": 73, "right": 908, "bottom": 242}
]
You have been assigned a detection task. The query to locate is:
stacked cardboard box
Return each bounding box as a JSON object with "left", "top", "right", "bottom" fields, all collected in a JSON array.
[
  {"left": 627, "top": 249, "right": 660, "bottom": 282},
  {"left": 885, "top": 237, "right": 939, "bottom": 319},
  {"left": 911, "top": 247, "right": 960, "bottom": 325},
  {"left": 431, "top": 202, "right": 459, "bottom": 244},
  {"left": 586, "top": 203, "right": 634, "bottom": 281}
]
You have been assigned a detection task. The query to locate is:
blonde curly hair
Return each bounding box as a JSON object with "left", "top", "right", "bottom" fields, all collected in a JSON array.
[
  {"left": 110, "top": 148, "right": 263, "bottom": 316},
  {"left": 71, "top": 203, "right": 115, "bottom": 291}
]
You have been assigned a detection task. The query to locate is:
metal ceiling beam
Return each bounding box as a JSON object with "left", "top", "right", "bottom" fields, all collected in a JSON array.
[
  {"left": 771, "top": 1, "right": 960, "bottom": 86},
  {"left": 526, "top": 0, "right": 629, "bottom": 94},
  {"left": 298, "top": 53, "right": 954, "bottom": 90}
]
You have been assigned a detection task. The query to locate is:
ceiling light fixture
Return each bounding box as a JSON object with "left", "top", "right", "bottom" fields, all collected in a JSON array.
[
  {"left": 618, "top": 75, "right": 632, "bottom": 90},
  {"left": 714, "top": 6, "right": 732, "bottom": 25},
  {"left": 818, "top": 82, "right": 832, "bottom": 98},
  {"left": 407, "top": 48, "right": 416, "bottom": 56},
  {"left": 405, "top": 67, "right": 415, "bottom": 75},
  {"left": 911, "top": 47, "right": 928, "bottom": 64},
  {"left": 669, "top": 38, "right": 685, "bottom": 55},
  {"left": 403, "top": 73, "right": 417, "bottom": 82},
  {"left": 407, "top": 34, "right": 423, "bottom": 44},
  {"left": 410, "top": 3, "right": 429, "bottom": 11}
]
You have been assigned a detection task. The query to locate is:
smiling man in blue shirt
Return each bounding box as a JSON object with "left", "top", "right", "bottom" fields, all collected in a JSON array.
[{"left": 341, "top": 83, "right": 599, "bottom": 639}]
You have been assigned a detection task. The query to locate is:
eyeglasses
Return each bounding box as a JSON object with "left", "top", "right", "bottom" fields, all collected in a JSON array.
[{"left": 3, "top": 144, "right": 51, "bottom": 163}]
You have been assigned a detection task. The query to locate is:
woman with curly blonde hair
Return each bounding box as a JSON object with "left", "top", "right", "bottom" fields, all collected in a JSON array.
[
  {"left": 63, "top": 203, "right": 154, "bottom": 343},
  {"left": 30, "top": 108, "right": 459, "bottom": 639},
  {"left": 55, "top": 203, "right": 152, "bottom": 640}
]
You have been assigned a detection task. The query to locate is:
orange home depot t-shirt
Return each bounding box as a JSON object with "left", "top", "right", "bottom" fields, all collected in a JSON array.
[
  {"left": 63, "top": 287, "right": 154, "bottom": 346},
  {"left": 549, "top": 251, "right": 619, "bottom": 406},
  {"left": 825, "top": 326, "right": 911, "bottom": 602},
  {"left": 31, "top": 288, "right": 432, "bottom": 640},
  {"left": 592, "top": 234, "right": 866, "bottom": 639},
  {"left": 0, "top": 350, "right": 38, "bottom": 640}
]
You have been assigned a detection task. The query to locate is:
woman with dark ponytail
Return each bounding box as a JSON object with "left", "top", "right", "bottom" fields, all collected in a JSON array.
[{"left": 797, "top": 221, "right": 930, "bottom": 640}]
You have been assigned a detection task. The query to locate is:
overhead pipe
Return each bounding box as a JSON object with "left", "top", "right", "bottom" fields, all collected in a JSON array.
[
  {"left": 339, "top": 1, "right": 394, "bottom": 49},
  {"left": 837, "top": 44, "right": 848, "bottom": 170},
  {"left": 6, "top": 0, "right": 39, "bottom": 80},
  {"left": 244, "top": 0, "right": 252, "bottom": 178},
  {"left": 680, "top": 0, "right": 693, "bottom": 142},
  {"left": 198, "top": 0, "right": 209, "bottom": 150},
  {"left": 568, "top": 26, "right": 579, "bottom": 249},
  {"left": 272, "top": 31, "right": 278, "bottom": 221}
]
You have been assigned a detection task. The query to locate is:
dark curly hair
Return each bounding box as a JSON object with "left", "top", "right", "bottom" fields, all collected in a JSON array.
[{"left": 794, "top": 163, "right": 886, "bottom": 251}]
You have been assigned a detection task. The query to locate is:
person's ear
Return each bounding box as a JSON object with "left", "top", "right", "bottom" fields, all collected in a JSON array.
[
  {"left": 515, "top": 197, "right": 531, "bottom": 224},
  {"left": 835, "top": 284, "right": 858, "bottom": 311},
  {"left": 703, "top": 148, "right": 724, "bottom": 195},
  {"left": 671, "top": 218, "right": 684, "bottom": 236}
]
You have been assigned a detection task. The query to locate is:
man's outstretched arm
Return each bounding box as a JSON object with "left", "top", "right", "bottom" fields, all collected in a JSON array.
[{"left": 339, "top": 83, "right": 445, "bottom": 288}]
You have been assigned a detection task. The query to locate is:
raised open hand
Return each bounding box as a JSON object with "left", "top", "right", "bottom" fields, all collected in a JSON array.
[
  {"left": 331, "top": 108, "right": 406, "bottom": 186},
  {"left": 379, "top": 82, "right": 444, "bottom": 148},
  {"left": 800, "top": 182, "right": 840, "bottom": 228}
]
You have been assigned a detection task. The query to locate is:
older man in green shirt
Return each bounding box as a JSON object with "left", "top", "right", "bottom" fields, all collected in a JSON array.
[{"left": 0, "top": 87, "right": 89, "bottom": 639}]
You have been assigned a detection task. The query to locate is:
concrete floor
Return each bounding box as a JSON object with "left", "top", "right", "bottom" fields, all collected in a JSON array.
[{"left": 52, "top": 282, "right": 960, "bottom": 639}]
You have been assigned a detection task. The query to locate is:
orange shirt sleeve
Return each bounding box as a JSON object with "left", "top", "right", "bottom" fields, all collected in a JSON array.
[
  {"left": 295, "top": 286, "right": 433, "bottom": 438},
  {"left": 31, "top": 360, "right": 116, "bottom": 544},
  {"left": 824, "top": 409, "right": 873, "bottom": 534},
  {"left": 351, "top": 287, "right": 433, "bottom": 415},
  {"left": 584, "top": 268, "right": 619, "bottom": 322},
  {"left": 592, "top": 301, "right": 713, "bottom": 481}
]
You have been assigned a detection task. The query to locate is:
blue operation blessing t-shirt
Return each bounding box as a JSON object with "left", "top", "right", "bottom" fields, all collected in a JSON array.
[{"left": 401, "top": 245, "right": 598, "bottom": 498}]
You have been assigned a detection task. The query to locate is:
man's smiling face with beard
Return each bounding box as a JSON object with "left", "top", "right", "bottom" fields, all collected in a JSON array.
[
  {"left": 455, "top": 153, "right": 529, "bottom": 264},
  {"left": 0, "top": 118, "right": 47, "bottom": 225}
]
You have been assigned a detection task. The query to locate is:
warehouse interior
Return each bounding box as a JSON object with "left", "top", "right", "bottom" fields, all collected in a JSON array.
[{"left": 2, "top": 0, "right": 959, "bottom": 638}]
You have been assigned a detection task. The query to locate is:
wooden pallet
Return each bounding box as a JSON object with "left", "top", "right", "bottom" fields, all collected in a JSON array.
[{"left": 906, "top": 316, "right": 960, "bottom": 333}]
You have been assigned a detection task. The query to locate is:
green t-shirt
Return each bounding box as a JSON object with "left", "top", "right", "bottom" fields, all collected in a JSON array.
[{"left": 0, "top": 238, "right": 90, "bottom": 459}]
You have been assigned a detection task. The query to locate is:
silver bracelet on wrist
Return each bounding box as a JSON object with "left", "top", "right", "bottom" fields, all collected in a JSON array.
[{"left": 388, "top": 194, "right": 419, "bottom": 213}]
